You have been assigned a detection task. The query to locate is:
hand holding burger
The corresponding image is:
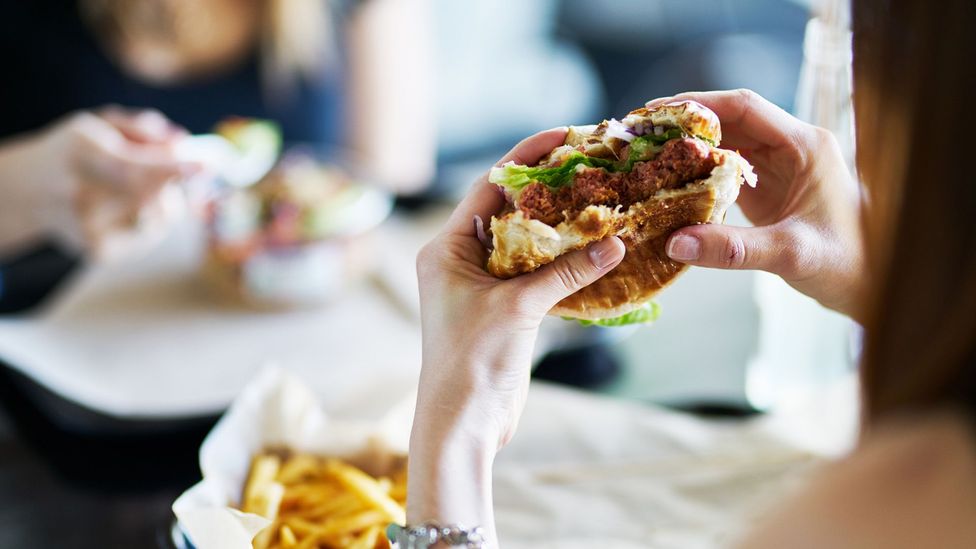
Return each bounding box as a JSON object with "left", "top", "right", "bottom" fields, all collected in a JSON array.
[
  {"left": 409, "top": 128, "right": 626, "bottom": 540},
  {"left": 408, "top": 91, "right": 865, "bottom": 547},
  {"left": 653, "top": 90, "right": 863, "bottom": 316}
]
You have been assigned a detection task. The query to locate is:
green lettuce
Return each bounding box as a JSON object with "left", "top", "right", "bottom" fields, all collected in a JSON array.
[
  {"left": 622, "top": 128, "right": 685, "bottom": 169},
  {"left": 570, "top": 301, "right": 661, "bottom": 327},
  {"left": 489, "top": 128, "right": 690, "bottom": 194},
  {"left": 489, "top": 152, "right": 617, "bottom": 192}
]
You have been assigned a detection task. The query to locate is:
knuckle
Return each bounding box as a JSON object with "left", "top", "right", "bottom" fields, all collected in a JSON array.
[
  {"left": 776, "top": 224, "right": 817, "bottom": 279},
  {"left": 135, "top": 108, "right": 166, "bottom": 124},
  {"left": 735, "top": 88, "right": 760, "bottom": 103},
  {"left": 415, "top": 242, "right": 438, "bottom": 278},
  {"left": 808, "top": 125, "right": 839, "bottom": 151},
  {"left": 553, "top": 258, "right": 590, "bottom": 291},
  {"left": 721, "top": 232, "right": 748, "bottom": 269},
  {"left": 64, "top": 111, "right": 97, "bottom": 135},
  {"left": 789, "top": 124, "right": 834, "bottom": 180}
]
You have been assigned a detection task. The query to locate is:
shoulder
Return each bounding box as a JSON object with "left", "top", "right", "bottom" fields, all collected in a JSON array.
[{"left": 739, "top": 411, "right": 976, "bottom": 549}]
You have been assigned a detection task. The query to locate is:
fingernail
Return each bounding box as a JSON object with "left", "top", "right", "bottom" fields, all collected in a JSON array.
[
  {"left": 589, "top": 238, "right": 623, "bottom": 269},
  {"left": 667, "top": 234, "right": 701, "bottom": 261}
]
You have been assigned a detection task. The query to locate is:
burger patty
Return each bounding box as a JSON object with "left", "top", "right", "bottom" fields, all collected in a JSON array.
[{"left": 517, "top": 138, "right": 720, "bottom": 226}]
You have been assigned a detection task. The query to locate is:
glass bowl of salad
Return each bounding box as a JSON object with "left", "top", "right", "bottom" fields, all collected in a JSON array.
[{"left": 202, "top": 152, "right": 393, "bottom": 309}]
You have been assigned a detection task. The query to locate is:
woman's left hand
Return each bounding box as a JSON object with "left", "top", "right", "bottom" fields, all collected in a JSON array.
[{"left": 407, "top": 128, "right": 626, "bottom": 538}]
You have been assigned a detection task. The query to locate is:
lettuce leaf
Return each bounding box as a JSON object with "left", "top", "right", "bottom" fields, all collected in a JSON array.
[
  {"left": 570, "top": 301, "right": 661, "bottom": 327},
  {"left": 489, "top": 152, "right": 617, "bottom": 192}
]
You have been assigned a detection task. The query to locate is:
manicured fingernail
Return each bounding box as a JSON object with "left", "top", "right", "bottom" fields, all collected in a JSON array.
[
  {"left": 589, "top": 238, "right": 623, "bottom": 269},
  {"left": 667, "top": 234, "right": 701, "bottom": 261}
]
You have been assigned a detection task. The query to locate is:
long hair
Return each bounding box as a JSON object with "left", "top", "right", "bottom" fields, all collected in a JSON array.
[
  {"left": 80, "top": 0, "right": 334, "bottom": 93},
  {"left": 853, "top": 0, "right": 976, "bottom": 422}
]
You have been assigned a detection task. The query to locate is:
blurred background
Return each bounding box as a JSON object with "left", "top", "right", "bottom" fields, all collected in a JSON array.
[{"left": 0, "top": 0, "right": 856, "bottom": 547}]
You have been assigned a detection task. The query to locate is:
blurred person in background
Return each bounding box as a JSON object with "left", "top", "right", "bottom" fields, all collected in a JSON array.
[
  {"left": 407, "top": 0, "right": 976, "bottom": 546},
  {"left": 0, "top": 0, "right": 433, "bottom": 267}
]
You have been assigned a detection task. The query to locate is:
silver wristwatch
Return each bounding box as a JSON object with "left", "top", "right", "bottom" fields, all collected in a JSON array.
[{"left": 387, "top": 522, "right": 487, "bottom": 548}]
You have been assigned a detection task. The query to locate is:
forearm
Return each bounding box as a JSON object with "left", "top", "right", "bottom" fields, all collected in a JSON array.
[{"left": 407, "top": 360, "right": 509, "bottom": 548}]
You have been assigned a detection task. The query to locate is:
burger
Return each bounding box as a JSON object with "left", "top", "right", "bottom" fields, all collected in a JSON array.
[{"left": 485, "top": 101, "right": 756, "bottom": 326}]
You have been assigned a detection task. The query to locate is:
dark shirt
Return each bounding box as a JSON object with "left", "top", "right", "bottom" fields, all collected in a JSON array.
[{"left": 0, "top": 0, "right": 347, "bottom": 144}]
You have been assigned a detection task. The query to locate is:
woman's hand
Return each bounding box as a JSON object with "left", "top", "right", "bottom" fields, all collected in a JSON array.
[
  {"left": 0, "top": 107, "right": 199, "bottom": 259},
  {"left": 652, "top": 90, "right": 864, "bottom": 316},
  {"left": 408, "top": 128, "right": 625, "bottom": 540}
]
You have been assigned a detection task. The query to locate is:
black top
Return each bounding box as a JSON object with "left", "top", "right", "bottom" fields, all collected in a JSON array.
[
  {"left": 0, "top": 0, "right": 347, "bottom": 144},
  {"left": 0, "top": 0, "right": 352, "bottom": 306}
]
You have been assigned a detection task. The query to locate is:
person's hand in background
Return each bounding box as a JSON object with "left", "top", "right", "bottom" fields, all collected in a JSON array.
[
  {"left": 650, "top": 90, "right": 864, "bottom": 317},
  {"left": 0, "top": 106, "right": 200, "bottom": 260},
  {"left": 408, "top": 128, "right": 625, "bottom": 544}
]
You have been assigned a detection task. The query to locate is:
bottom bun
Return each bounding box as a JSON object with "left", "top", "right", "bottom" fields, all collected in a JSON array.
[{"left": 487, "top": 149, "right": 748, "bottom": 320}]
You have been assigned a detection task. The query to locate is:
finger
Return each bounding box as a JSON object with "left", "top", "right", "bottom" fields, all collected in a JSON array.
[
  {"left": 514, "top": 237, "right": 625, "bottom": 310},
  {"left": 646, "top": 89, "right": 807, "bottom": 153},
  {"left": 665, "top": 223, "right": 798, "bottom": 275},
  {"left": 497, "top": 127, "right": 569, "bottom": 168},
  {"left": 98, "top": 106, "right": 187, "bottom": 144},
  {"left": 644, "top": 96, "right": 674, "bottom": 110},
  {"left": 85, "top": 144, "right": 201, "bottom": 196},
  {"left": 442, "top": 127, "right": 568, "bottom": 237}
]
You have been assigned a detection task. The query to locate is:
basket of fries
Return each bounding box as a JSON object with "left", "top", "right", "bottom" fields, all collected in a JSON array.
[{"left": 173, "top": 368, "right": 413, "bottom": 549}]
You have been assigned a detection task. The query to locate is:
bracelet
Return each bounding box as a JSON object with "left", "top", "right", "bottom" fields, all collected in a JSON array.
[{"left": 387, "top": 522, "right": 487, "bottom": 548}]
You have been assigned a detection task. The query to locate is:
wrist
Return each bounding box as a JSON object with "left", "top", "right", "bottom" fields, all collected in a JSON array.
[
  {"left": 414, "top": 350, "right": 527, "bottom": 448},
  {"left": 0, "top": 131, "right": 67, "bottom": 254},
  {"left": 407, "top": 407, "right": 498, "bottom": 542}
]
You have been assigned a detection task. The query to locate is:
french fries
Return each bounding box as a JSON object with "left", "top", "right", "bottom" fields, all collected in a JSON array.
[{"left": 240, "top": 451, "right": 407, "bottom": 549}]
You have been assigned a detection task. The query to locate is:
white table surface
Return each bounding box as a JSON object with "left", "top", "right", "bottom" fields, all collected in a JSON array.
[{"left": 0, "top": 213, "right": 437, "bottom": 419}]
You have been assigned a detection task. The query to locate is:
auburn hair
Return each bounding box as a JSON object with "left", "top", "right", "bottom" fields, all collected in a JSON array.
[{"left": 853, "top": 0, "right": 976, "bottom": 422}]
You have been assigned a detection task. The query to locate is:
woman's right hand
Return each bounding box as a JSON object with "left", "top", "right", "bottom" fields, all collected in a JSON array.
[
  {"left": 651, "top": 90, "right": 864, "bottom": 317},
  {"left": 0, "top": 107, "right": 200, "bottom": 259}
]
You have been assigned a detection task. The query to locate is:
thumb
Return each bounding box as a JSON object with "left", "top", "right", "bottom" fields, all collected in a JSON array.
[
  {"left": 518, "top": 237, "right": 626, "bottom": 309},
  {"left": 665, "top": 224, "right": 790, "bottom": 274}
]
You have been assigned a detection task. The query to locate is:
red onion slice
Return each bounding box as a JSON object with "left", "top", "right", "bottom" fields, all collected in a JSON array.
[
  {"left": 605, "top": 119, "right": 636, "bottom": 142},
  {"left": 473, "top": 215, "right": 493, "bottom": 251}
]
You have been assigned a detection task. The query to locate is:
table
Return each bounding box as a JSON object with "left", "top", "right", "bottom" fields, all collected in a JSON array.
[
  {"left": 0, "top": 206, "right": 440, "bottom": 547},
  {"left": 0, "top": 211, "right": 437, "bottom": 419}
]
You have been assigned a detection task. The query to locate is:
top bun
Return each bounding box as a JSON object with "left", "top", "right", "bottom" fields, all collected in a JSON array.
[
  {"left": 623, "top": 100, "right": 722, "bottom": 144},
  {"left": 546, "top": 100, "right": 722, "bottom": 164}
]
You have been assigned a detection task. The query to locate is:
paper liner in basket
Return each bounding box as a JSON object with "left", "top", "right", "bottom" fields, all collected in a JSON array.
[{"left": 172, "top": 367, "right": 414, "bottom": 549}]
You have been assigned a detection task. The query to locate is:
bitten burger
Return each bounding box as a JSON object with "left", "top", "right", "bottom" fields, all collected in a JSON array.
[{"left": 485, "top": 101, "right": 756, "bottom": 326}]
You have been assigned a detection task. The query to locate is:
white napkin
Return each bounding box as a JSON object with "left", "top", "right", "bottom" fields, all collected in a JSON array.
[{"left": 172, "top": 367, "right": 414, "bottom": 549}]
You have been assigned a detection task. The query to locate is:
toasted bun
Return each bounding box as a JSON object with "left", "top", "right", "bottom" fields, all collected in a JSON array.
[
  {"left": 487, "top": 148, "right": 751, "bottom": 320},
  {"left": 626, "top": 100, "right": 722, "bottom": 144},
  {"left": 557, "top": 101, "right": 723, "bottom": 163}
]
